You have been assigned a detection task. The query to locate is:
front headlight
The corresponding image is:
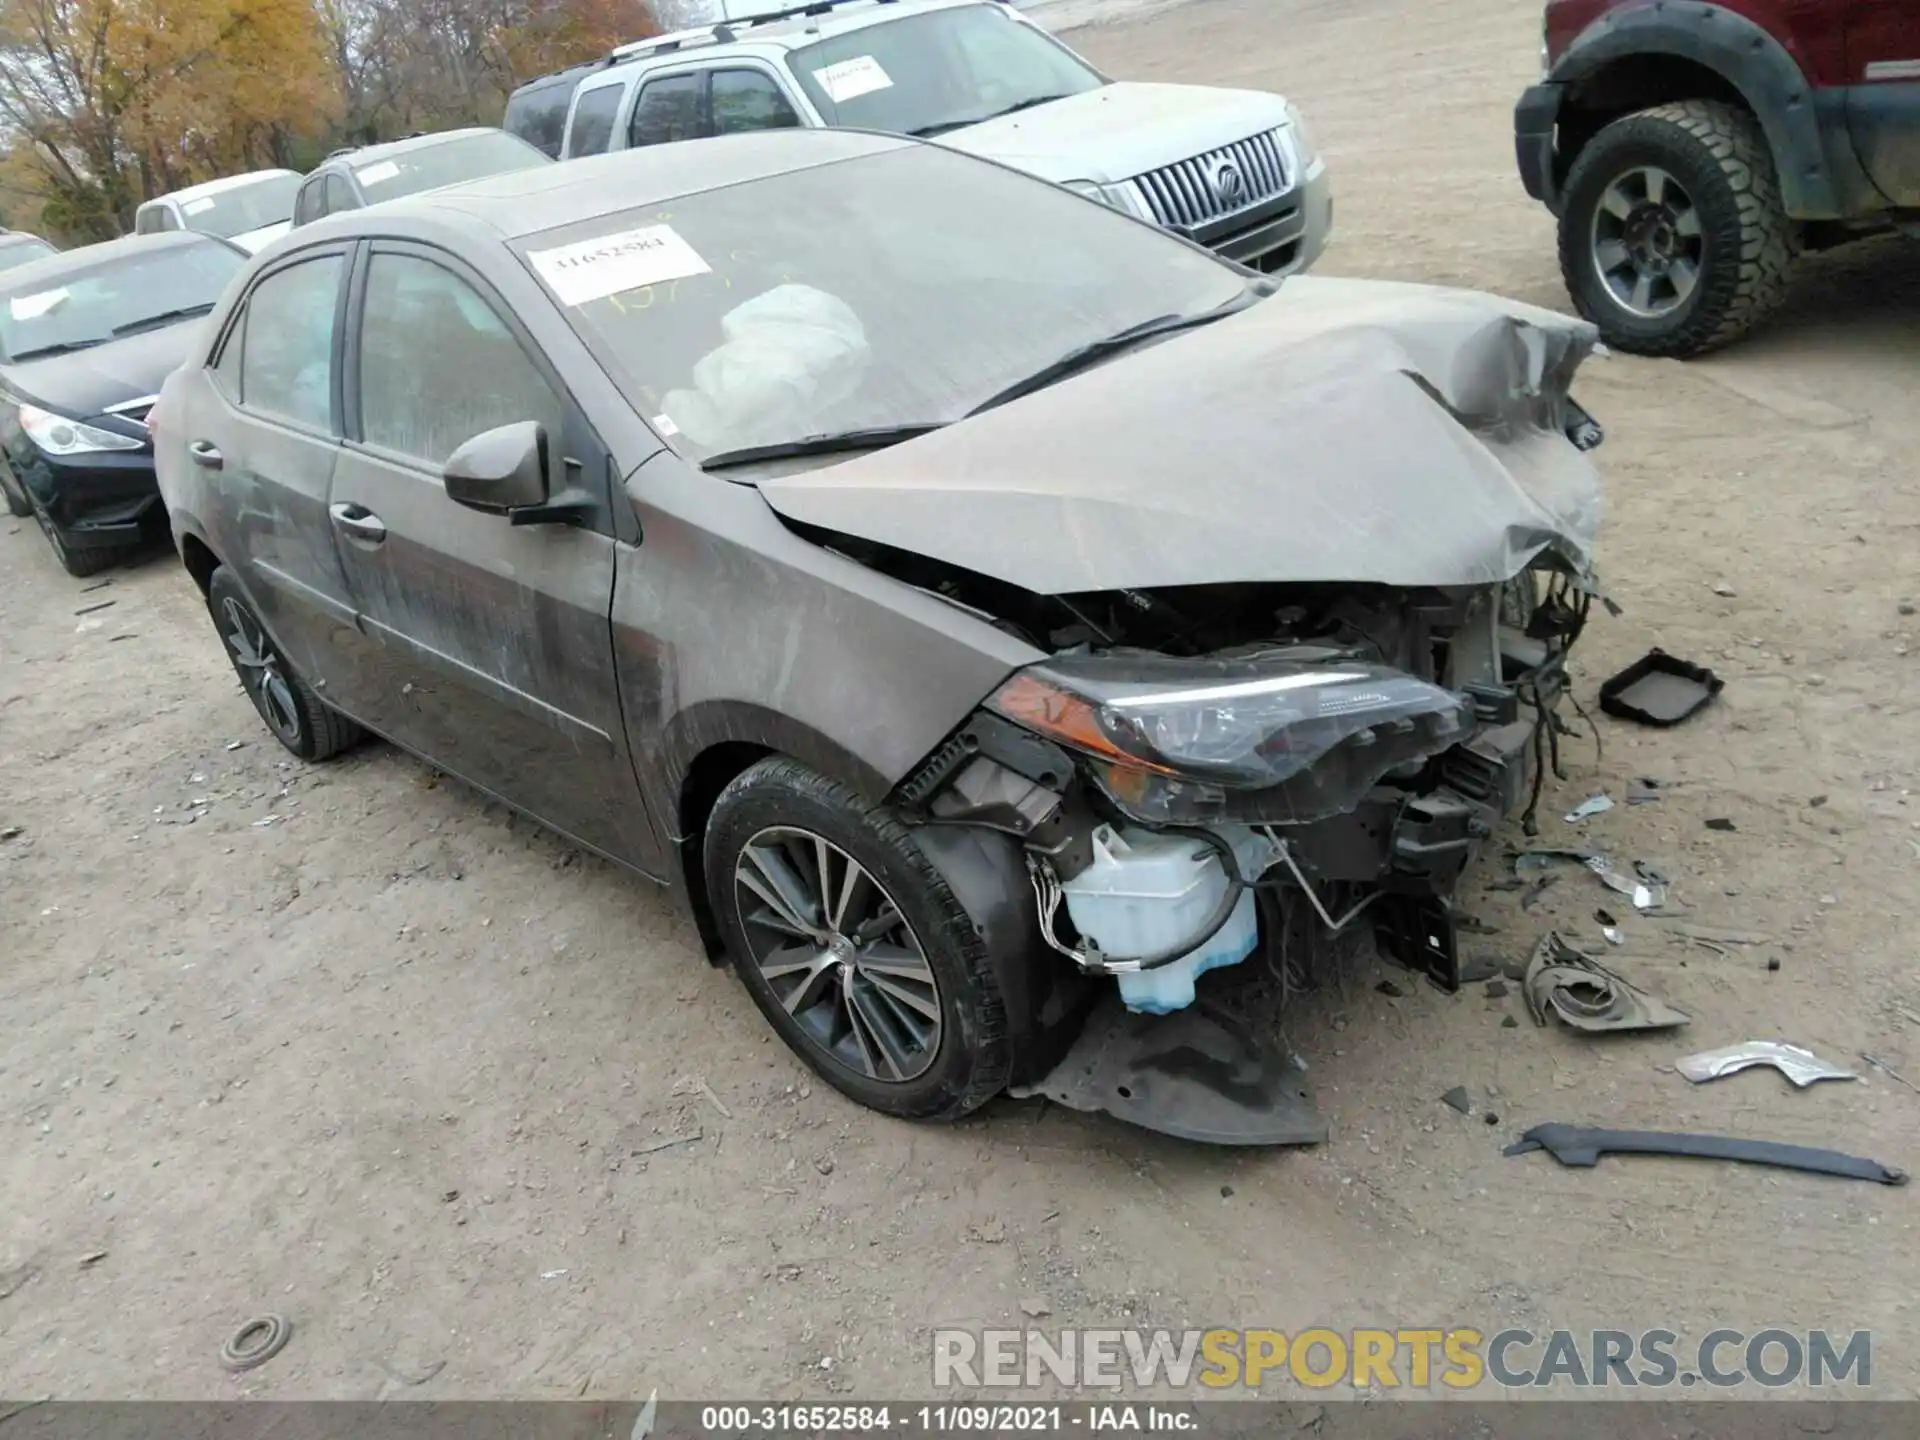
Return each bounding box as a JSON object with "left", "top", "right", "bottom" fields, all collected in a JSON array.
[
  {"left": 1062, "top": 179, "right": 1153, "bottom": 222},
  {"left": 18, "top": 403, "right": 143, "bottom": 457},
  {"left": 1283, "top": 100, "right": 1320, "bottom": 168},
  {"left": 989, "top": 652, "right": 1472, "bottom": 824}
]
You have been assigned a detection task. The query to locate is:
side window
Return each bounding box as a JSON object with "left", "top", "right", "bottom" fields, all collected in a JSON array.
[
  {"left": 325, "top": 174, "right": 357, "bottom": 213},
  {"left": 629, "top": 73, "right": 703, "bottom": 147},
  {"left": 710, "top": 69, "right": 801, "bottom": 135},
  {"left": 357, "top": 253, "right": 567, "bottom": 468},
  {"left": 135, "top": 206, "right": 161, "bottom": 234},
  {"left": 238, "top": 257, "right": 342, "bottom": 430},
  {"left": 212, "top": 311, "right": 245, "bottom": 402},
  {"left": 566, "top": 83, "right": 624, "bottom": 156},
  {"left": 293, "top": 180, "right": 326, "bottom": 225}
]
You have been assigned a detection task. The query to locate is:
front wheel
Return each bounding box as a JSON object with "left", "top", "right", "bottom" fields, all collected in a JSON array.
[
  {"left": 32, "top": 501, "right": 118, "bottom": 577},
  {"left": 206, "top": 566, "right": 363, "bottom": 761},
  {"left": 704, "top": 757, "right": 1012, "bottom": 1121},
  {"left": 1557, "top": 100, "right": 1795, "bottom": 357}
]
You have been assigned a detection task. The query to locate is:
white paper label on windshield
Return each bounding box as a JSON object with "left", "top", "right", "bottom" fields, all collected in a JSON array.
[
  {"left": 182, "top": 197, "right": 216, "bottom": 216},
  {"left": 9, "top": 288, "right": 67, "bottom": 320},
  {"left": 812, "top": 55, "right": 893, "bottom": 103},
  {"left": 526, "top": 224, "right": 711, "bottom": 307},
  {"left": 354, "top": 159, "right": 401, "bottom": 186}
]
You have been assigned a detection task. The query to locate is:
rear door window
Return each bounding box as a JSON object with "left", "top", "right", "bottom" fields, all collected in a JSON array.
[
  {"left": 629, "top": 73, "right": 703, "bottom": 147},
  {"left": 325, "top": 173, "right": 358, "bottom": 213},
  {"left": 710, "top": 68, "right": 802, "bottom": 135},
  {"left": 238, "top": 256, "right": 343, "bottom": 431},
  {"left": 293, "top": 179, "right": 326, "bottom": 225},
  {"left": 567, "top": 82, "right": 625, "bottom": 156},
  {"left": 505, "top": 76, "right": 578, "bottom": 159}
]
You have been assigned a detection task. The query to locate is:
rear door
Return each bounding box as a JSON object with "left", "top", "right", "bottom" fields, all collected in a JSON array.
[
  {"left": 563, "top": 77, "right": 628, "bottom": 158},
  {"left": 183, "top": 246, "right": 361, "bottom": 691},
  {"left": 324, "top": 241, "right": 655, "bottom": 865},
  {"left": 1848, "top": 0, "right": 1920, "bottom": 203}
]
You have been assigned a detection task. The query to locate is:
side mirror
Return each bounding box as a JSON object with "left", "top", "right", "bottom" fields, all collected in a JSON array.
[{"left": 443, "top": 422, "right": 550, "bottom": 514}]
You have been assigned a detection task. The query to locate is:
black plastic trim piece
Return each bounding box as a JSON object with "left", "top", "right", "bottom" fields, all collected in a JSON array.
[{"left": 1506, "top": 1123, "right": 1908, "bottom": 1185}]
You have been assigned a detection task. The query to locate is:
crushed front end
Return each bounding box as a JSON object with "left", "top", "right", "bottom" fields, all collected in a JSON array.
[{"left": 891, "top": 559, "right": 1597, "bottom": 1142}]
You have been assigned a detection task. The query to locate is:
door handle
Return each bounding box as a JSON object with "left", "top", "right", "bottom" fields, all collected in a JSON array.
[
  {"left": 329, "top": 502, "right": 387, "bottom": 544},
  {"left": 189, "top": 440, "right": 223, "bottom": 470}
]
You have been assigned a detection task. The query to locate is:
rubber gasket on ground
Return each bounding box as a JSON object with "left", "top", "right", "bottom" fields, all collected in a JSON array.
[
  {"left": 1598, "top": 647, "right": 1723, "bottom": 726},
  {"left": 220, "top": 1314, "right": 293, "bottom": 1371}
]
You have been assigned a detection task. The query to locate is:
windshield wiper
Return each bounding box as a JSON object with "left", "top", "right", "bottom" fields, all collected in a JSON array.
[
  {"left": 698, "top": 424, "right": 943, "bottom": 471},
  {"left": 966, "top": 294, "right": 1262, "bottom": 418},
  {"left": 907, "top": 93, "right": 1076, "bottom": 138},
  {"left": 112, "top": 303, "right": 215, "bottom": 337},
  {"left": 7, "top": 338, "right": 106, "bottom": 362}
]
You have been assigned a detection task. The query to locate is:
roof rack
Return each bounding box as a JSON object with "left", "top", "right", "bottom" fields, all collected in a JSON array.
[{"left": 603, "top": 0, "right": 935, "bottom": 66}]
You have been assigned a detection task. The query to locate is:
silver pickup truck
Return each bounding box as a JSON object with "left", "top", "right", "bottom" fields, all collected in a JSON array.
[{"left": 504, "top": 0, "right": 1332, "bottom": 276}]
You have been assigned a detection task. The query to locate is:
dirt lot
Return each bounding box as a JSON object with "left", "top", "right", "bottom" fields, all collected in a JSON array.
[{"left": 4, "top": 0, "right": 1919, "bottom": 1404}]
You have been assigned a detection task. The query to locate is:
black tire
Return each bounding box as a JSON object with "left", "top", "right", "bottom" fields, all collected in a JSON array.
[
  {"left": 704, "top": 756, "right": 1012, "bottom": 1121},
  {"left": 1558, "top": 100, "right": 1795, "bottom": 358},
  {"left": 1, "top": 468, "right": 30, "bottom": 519},
  {"left": 206, "top": 566, "right": 363, "bottom": 761},
  {"left": 32, "top": 503, "right": 119, "bottom": 577}
]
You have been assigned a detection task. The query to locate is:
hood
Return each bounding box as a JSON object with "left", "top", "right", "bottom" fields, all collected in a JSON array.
[
  {"left": 937, "top": 81, "right": 1291, "bottom": 185},
  {"left": 757, "top": 277, "right": 1604, "bottom": 595},
  {"left": 229, "top": 220, "right": 292, "bottom": 253},
  {"left": 0, "top": 319, "right": 206, "bottom": 422}
]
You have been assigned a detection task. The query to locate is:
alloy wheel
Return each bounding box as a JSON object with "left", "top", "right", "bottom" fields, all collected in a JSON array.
[
  {"left": 732, "top": 826, "right": 943, "bottom": 1083},
  {"left": 1589, "top": 165, "right": 1703, "bottom": 318},
  {"left": 220, "top": 597, "right": 303, "bottom": 746}
]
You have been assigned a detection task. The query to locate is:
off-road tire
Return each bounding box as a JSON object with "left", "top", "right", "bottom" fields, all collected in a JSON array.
[
  {"left": 206, "top": 566, "right": 363, "bottom": 761},
  {"left": 704, "top": 756, "right": 1012, "bottom": 1121},
  {"left": 1559, "top": 100, "right": 1795, "bottom": 358}
]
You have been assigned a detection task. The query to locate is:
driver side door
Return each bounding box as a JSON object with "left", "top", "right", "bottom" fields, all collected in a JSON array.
[{"left": 324, "top": 241, "right": 656, "bottom": 866}]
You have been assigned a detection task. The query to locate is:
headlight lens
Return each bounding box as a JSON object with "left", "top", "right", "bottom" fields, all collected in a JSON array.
[
  {"left": 1283, "top": 100, "right": 1319, "bottom": 167},
  {"left": 19, "top": 403, "right": 143, "bottom": 456},
  {"left": 990, "top": 652, "right": 1472, "bottom": 824}
]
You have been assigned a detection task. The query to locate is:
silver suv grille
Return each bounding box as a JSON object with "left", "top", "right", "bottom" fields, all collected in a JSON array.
[{"left": 1133, "top": 129, "right": 1291, "bottom": 230}]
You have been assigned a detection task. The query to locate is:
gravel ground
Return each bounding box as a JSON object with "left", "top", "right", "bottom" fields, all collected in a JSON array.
[{"left": 3, "top": 0, "right": 1918, "bottom": 1405}]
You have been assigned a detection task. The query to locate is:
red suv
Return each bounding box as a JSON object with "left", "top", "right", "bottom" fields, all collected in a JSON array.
[{"left": 1516, "top": 0, "right": 1917, "bottom": 355}]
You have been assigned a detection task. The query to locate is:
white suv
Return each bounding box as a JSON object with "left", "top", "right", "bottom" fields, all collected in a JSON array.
[{"left": 504, "top": 0, "right": 1331, "bottom": 276}]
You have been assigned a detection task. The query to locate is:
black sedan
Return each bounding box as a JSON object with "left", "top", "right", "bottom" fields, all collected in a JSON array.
[
  {"left": 153, "top": 130, "right": 1605, "bottom": 1144},
  {"left": 0, "top": 231, "right": 246, "bottom": 575}
]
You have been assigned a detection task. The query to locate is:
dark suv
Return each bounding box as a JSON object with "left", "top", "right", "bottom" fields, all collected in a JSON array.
[{"left": 1515, "top": 0, "right": 1918, "bottom": 356}]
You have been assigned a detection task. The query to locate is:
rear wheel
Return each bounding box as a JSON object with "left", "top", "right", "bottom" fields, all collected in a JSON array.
[
  {"left": 704, "top": 757, "right": 1012, "bottom": 1121},
  {"left": 1558, "top": 100, "right": 1794, "bottom": 357},
  {"left": 206, "top": 566, "right": 362, "bottom": 761}
]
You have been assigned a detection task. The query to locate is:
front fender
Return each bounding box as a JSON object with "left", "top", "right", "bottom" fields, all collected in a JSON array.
[{"left": 1552, "top": 1, "right": 1872, "bottom": 218}]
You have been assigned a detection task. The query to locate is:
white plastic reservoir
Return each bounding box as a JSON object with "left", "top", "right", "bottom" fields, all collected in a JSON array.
[{"left": 1059, "top": 825, "right": 1278, "bottom": 1014}]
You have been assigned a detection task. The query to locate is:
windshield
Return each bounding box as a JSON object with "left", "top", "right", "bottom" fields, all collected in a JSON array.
[
  {"left": 787, "top": 4, "right": 1102, "bottom": 137},
  {"left": 520, "top": 143, "right": 1249, "bottom": 461},
  {"left": 177, "top": 174, "right": 301, "bottom": 238},
  {"left": 0, "top": 238, "right": 243, "bottom": 362},
  {"left": 353, "top": 131, "right": 549, "bottom": 202},
  {"left": 0, "top": 237, "right": 57, "bottom": 274}
]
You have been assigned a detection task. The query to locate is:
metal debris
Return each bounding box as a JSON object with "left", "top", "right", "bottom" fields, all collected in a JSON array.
[
  {"left": 1523, "top": 934, "right": 1690, "bottom": 1033},
  {"left": 1676, "top": 1042, "right": 1857, "bottom": 1088},
  {"left": 1862, "top": 1054, "right": 1920, "bottom": 1094},
  {"left": 1586, "top": 854, "right": 1661, "bottom": 910},
  {"left": 1564, "top": 794, "right": 1614, "bottom": 823}
]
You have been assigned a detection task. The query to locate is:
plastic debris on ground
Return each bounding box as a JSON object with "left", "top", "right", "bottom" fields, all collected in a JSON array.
[
  {"left": 1598, "top": 648, "right": 1724, "bottom": 727},
  {"left": 1523, "top": 933, "right": 1690, "bottom": 1034},
  {"left": 1675, "top": 1042, "right": 1857, "bottom": 1088},
  {"left": 1564, "top": 794, "right": 1614, "bottom": 823}
]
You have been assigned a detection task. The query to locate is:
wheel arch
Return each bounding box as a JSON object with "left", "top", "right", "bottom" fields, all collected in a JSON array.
[
  {"left": 178, "top": 529, "right": 221, "bottom": 597},
  {"left": 665, "top": 702, "right": 895, "bottom": 965},
  {"left": 1549, "top": 2, "right": 1871, "bottom": 218}
]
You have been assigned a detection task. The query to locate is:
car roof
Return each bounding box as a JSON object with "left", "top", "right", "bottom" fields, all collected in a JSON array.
[
  {"left": 355, "top": 127, "right": 912, "bottom": 241},
  {"left": 0, "top": 230, "right": 224, "bottom": 289},
  {"left": 0, "top": 231, "right": 50, "bottom": 249},
  {"left": 543, "top": 0, "right": 990, "bottom": 89},
  {"left": 321, "top": 127, "right": 517, "bottom": 169},
  {"left": 146, "top": 169, "right": 301, "bottom": 205}
]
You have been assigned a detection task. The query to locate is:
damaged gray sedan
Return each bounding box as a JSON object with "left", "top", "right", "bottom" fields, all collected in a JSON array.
[{"left": 154, "top": 129, "right": 1605, "bottom": 1144}]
